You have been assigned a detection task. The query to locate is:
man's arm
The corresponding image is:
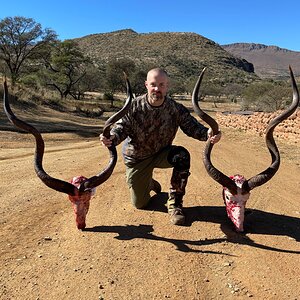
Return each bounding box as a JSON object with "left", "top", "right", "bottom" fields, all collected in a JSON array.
[{"left": 178, "top": 103, "right": 221, "bottom": 143}]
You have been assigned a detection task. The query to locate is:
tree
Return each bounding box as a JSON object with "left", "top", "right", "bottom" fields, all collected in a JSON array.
[
  {"left": 241, "top": 80, "right": 292, "bottom": 112},
  {"left": 256, "top": 84, "right": 292, "bottom": 112},
  {"left": 242, "top": 81, "right": 273, "bottom": 110},
  {"left": 223, "top": 83, "right": 244, "bottom": 103},
  {"left": 41, "top": 40, "right": 90, "bottom": 99},
  {"left": 168, "top": 78, "right": 185, "bottom": 96},
  {"left": 70, "top": 65, "right": 104, "bottom": 100},
  {"left": 0, "top": 16, "right": 57, "bottom": 85},
  {"left": 131, "top": 69, "right": 147, "bottom": 96},
  {"left": 105, "top": 58, "right": 136, "bottom": 106}
]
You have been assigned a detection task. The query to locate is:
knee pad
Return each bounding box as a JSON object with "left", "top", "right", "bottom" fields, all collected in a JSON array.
[{"left": 167, "top": 146, "right": 190, "bottom": 171}]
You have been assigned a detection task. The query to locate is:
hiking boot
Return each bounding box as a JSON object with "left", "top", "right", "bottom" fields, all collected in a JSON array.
[
  {"left": 167, "top": 196, "right": 185, "bottom": 225},
  {"left": 169, "top": 207, "right": 185, "bottom": 225},
  {"left": 150, "top": 179, "right": 161, "bottom": 194}
]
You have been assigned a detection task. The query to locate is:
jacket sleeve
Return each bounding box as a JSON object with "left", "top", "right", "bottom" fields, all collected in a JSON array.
[
  {"left": 178, "top": 103, "right": 209, "bottom": 141},
  {"left": 110, "top": 113, "right": 131, "bottom": 146}
]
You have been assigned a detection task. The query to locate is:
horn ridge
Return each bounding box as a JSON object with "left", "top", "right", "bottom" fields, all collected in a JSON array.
[
  {"left": 203, "top": 143, "right": 238, "bottom": 195},
  {"left": 245, "top": 66, "right": 299, "bottom": 192},
  {"left": 102, "top": 73, "right": 133, "bottom": 138},
  {"left": 81, "top": 74, "right": 133, "bottom": 191},
  {"left": 3, "top": 81, "right": 77, "bottom": 196},
  {"left": 192, "top": 68, "right": 219, "bottom": 135},
  {"left": 192, "top": 68, "right": 237, "bottom": 193}
]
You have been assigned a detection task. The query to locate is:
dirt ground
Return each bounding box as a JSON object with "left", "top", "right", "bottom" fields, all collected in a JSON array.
[{"left": 0, "top": 102, "right": 299, "bottom": 300}]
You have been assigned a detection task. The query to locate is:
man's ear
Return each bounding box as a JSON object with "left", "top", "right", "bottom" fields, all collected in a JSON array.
[{"left": 145, "top": 81, "right": 148, "bottom": 88}]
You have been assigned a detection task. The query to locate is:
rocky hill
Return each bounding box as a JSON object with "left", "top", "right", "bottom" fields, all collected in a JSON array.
[
  {"left": 73, "top": 29, "right": 258, "bottom": 85},
  {"left": 222, "top": 43, "right": 300, "bottom": 79}
]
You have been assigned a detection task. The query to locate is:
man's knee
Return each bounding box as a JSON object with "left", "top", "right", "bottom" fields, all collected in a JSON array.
[
  {"left": 167, "top": 146, "right": 190, "bottom": 171},
  {"left": 129, "top": 187, "right": 150, "bottom": 209},
  {"left": 132, "top": 201, "right": 147, "bottom": 209}
]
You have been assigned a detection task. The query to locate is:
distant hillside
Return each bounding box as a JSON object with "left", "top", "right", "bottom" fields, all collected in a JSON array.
[
  {"left": 222, "top": 43, "right": 300, "bottom": 79},
  {"left": 73, "top": 29, "right": 258, "bottom": 85}
]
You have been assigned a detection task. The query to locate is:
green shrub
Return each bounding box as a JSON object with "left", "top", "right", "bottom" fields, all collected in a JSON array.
[{"left": 103, "top": 92, "right": 114, "bottom": 101}]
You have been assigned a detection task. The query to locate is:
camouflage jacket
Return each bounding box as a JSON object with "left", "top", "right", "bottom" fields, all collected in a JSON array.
[{"left": 111, "top": 94, "right": 209, "bottom": 165}]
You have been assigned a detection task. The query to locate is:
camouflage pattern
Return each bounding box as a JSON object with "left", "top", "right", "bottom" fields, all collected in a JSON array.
[
  {"left": 111, "top": 94, "right": 209, "bottom": 165},
  {"left": 170, "top": 169, "right": 191, "bottom": 198}
]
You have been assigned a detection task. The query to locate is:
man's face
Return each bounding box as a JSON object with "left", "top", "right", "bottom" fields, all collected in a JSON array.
[{"left": 145, "top": 71, "right": 169, "bottom": 105}]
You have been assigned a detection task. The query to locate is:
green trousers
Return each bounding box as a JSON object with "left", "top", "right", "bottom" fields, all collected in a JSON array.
[{"left": 125, "top": 147, "right": 172, "bottom": 209}]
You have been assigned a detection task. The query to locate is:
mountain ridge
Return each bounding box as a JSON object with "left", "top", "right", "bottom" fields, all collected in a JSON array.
[
  {"left": 73, "top": 29, "right": 257, "bottom": 85},
  {"left": 222, "top": 42, "right": 300, "bottom": 78},
  {"left": 72, "top": 29, "right": 299, "bottom": 82}
]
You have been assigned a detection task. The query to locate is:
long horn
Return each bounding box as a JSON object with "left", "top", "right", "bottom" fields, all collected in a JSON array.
[
  {"left": 192, "top": 68, "right": 219, "bottom": 134},
  {"left": 242, "top": 66, "right": 299, "bottom": 193},
  {"left": 3, "top": 80, "right": 76, "bottom": 195},
  {"left": 3, "top": 74, "right": 133, "bottom": 195},
  {"left": 78, "top": 73, "right": 133, "bottom": 191},
  {"left": 192, "top": 68, "right": 238, "bottom": 195}
]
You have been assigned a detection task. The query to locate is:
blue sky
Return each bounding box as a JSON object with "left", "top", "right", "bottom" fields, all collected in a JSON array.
[{"left": 1, "top": 0, "right": 300, "bottom": 51}]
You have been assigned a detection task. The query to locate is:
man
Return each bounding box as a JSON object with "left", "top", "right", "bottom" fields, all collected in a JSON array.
[{"left": 100, "top": 68, "right": 221, "bottom": 225}]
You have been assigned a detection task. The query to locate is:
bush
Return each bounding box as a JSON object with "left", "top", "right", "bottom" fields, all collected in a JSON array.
[
  {"left": 103, "top": 92, "right": 114, "bottom": 101},
  {"left": 74, "top": 106, "right": 103, "bottom": 118}
]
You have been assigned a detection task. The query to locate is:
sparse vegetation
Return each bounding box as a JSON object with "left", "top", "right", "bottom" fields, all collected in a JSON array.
[
  {"left": 1, "top": 17, "right": 297, "bottom": 115},
  {"left": 241, "top": 80, "right": 292, "bottom": 111},
  {"left": 74, "top": 30, "right": 259, "bottom": 87}
]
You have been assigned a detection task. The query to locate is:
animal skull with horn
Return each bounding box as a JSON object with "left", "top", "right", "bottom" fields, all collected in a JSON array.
[
  {"left": 3, "top": 74, "right": 133, "bottom": 230},
  {"left": 192, "top": 66, "right": 299, "bottom": 232}
]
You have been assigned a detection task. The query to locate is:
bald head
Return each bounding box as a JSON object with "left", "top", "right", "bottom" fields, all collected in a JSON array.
[{"left": 146, "top": 68, "right": 169, "bottom": 81}]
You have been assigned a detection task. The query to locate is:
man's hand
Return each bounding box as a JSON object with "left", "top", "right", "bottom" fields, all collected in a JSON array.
[
  {"left": 207, "top": 128, "right": 222, "bottom": 144},
  {"left": 99, "top": 133, "right": 115, "bottom": 147}
]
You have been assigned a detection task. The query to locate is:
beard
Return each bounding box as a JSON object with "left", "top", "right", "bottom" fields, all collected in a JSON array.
[{"left": 150, "top": 92, "right": 163, "bottom": 102}]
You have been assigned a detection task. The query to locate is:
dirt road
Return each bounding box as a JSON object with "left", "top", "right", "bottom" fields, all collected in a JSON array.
[{"left": 0, "top": 108, "right": 299, "bottom": 299}]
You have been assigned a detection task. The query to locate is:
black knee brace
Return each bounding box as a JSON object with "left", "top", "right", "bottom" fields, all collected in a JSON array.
[{"left": 167, "top": 146, "right": 190, "bottom": 171}]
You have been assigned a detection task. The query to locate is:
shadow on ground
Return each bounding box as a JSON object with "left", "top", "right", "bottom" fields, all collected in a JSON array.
[{"left": 84, "top": 193, "right": 300, "bottom": 254}]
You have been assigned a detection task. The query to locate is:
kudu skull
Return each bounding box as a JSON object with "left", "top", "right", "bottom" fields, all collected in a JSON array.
[
  {"left": 3, "top": 75, "right": 133, "bottom": 230},
  {"left": 192, "top": 66, "right": 299, "bottom": 232}
]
